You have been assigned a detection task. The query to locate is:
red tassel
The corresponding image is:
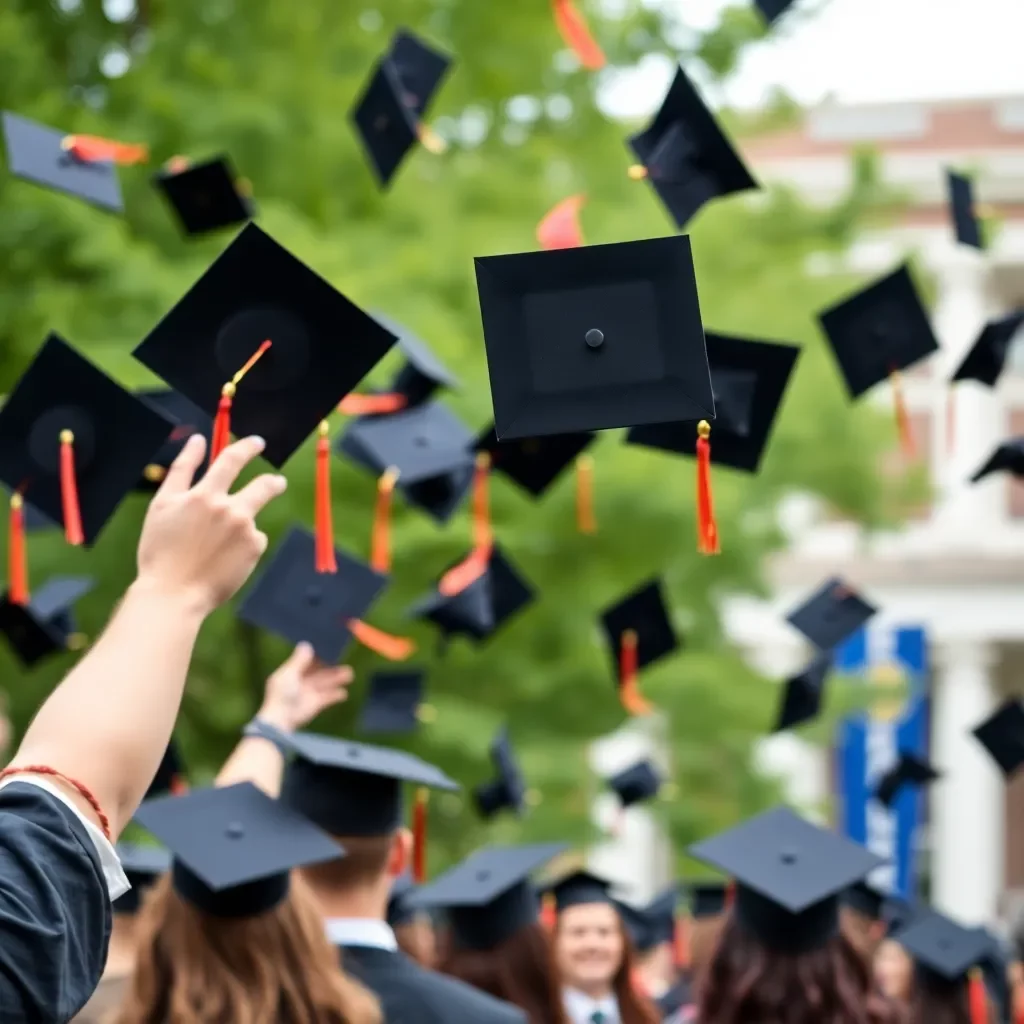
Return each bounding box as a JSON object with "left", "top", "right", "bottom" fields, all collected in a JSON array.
[
  {"left": 890, "top": 369, "right": 915, "bottom": 459},
  {"left": 61, "top": 134, "right": 148, "bottom": 165},
  {"left": 540, "top": 892, "right": 558, "bottom": 933},
  {"left": 348, "top": 618, "right": 416, "bottom": 661},
  {"left": 695, "top": 420, "right": 720, "bottom": 555},
  {"left": 412, "top": 787, "right": 428, "bottom": 883},
  {"left": 576, "top": 455, "right": 596, "bottom": 534},
  {"left": 537, "top": 195, "right": 586, "bottom": 250},
  {"left": 371, "top": 468, "right": 400, "bottom": 574},
  {"left": 438, "top": 453, "right": 493, "bottom": 596},
  {"left": 8, "top": 494, "right": 28, "bottom": 606},
  {"left": 315, "top": 421, "right": 336, "bottom": 573},
  {"left": 552, "top": 0, "right": 606, "bottom": 69},
  {"left": 968, "top": 967, "right": 988, "bottom": 1024},
  {"left": 59, "top": 431, "right": 84, "bottom": 546},
  {"left": 619, "top": 629, "right": 653, "bottom": 716},
  {"left": 338, "top": 393, "right": 408, "bottom": 416},
  {"left": 211, "top": 340, "right": 273, "bottom": 462},
  {"left": 673, "top": 915, "right": 691, "bottom": 969}
]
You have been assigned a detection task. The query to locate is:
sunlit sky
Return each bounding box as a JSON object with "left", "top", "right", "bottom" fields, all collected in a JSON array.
[{"left": 602, "top": 0, "right": 1024, "bottom": 118}]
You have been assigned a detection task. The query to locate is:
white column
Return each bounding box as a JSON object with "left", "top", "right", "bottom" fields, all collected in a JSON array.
[{"left": 930, "top": 640, "right": 1003, "bottom": 924}]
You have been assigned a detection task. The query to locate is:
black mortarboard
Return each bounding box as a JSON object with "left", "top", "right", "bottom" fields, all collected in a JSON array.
[
  {"left": 972, "top": 699, "right": 1024, "bottom": 778},
  {"left": 278, "top": 731, "right": 458, "bottom": 837},
  {"left": 387, "top": 872, "right": 419, "bottom": 928},
  {"left": 0, "top": 333, "right": 176, "bottom": 544},
  {"left": 386, "top": 29, "right": 453, "bottom": 122},
  {"left": 689, "top": 806, "right": 883, "bottom": 954},
  {"left": 971, "top": 437, "right": 1024, "bottom": 483},
  {"left": 135, "top": 389, "right": 213, "bottom": 492},
  {"left": 627, "top": 66, "right": 758, "bottom": 231},
  {"left": 0, "top": 576, "right": 93, "bottom": 668},
  {"left": 113, "top": 843, "right": 171, "bottom": 915},
  {"left": 690, "top": 882, "right": 728, "bottom": 919},
  {"left": 786, "top": 577, "right": 877, "bottom": 652},
  {"left": 375, "top": 313, "right": 459, "bottom": 408},
  {"left": 947, "top": 170, "right": 984, "bottom": 250},
  {"left": 883, "top": 895, "right": 916, "bottom": 937},
  {"left": 135, "top": 782, "right": 342, "bottom": 918},
  {"left": 626, "top": 333, "right": 800, "bottom": 474},
  {"left": 755, "top": 0, "right": 797, "bottom": 23},
  {"left": 237, "top": 526, "right": 387, "bottom": 663},
  {"left": 875, "top": 752, "right": 941, "bottom": 808},
  {"left": 616, "top": 899, "right": 653, "bottom": 951},
  {"left": 474, "top": 726, "right": 527, "bottom": 820},
  {"left": 618, "top": 886, "right": 679, "bottom": 952},
  {"left": 154, "top": 156, "right": 254, "bottom": 238},
  {"left": 952, "top": 310, "right": 1024, "bottom": 387},
  {"left": 148, "top": 739, "right": 187, "bottom": 799},
  {"left": 841, "top": 880, "right": 886, "bottom": 921},
  {"left": 408, "top": 843, "right": 567, "bottom": 951},
  {"left": 600, "top": 578, "right": 680, "bottom": 676},
  {"left": 772, "top": 652, "right": 831, "bottom": 733},
  {"left": 607, "top": 759, "right": 663, "bottom": 809},
  {"left": 546, "top": 869, "right": 616, "bottom": 912},
  {"left": 818, "top": 264, "right": 939, "bottom": 400},
  {"left": 133, "top": 223, "right": 397, "bottom": 468},
  {"left": 2, "top": 490, "right": 56, "bottom": 533},
  {"left": 357, "top": 669, "right": 427, "bottom": 735},
  {"left": 475, "top": 425, "right": 596, "bottom": 497},
  {"left": 2, "top": 111, "right": 124, "bottom": 212},
  {"left": 475, "top": 236, "right": 713, "bottom": 440},
  {"left": 898, "top": 910, "right": 993, "bottom": 981}
]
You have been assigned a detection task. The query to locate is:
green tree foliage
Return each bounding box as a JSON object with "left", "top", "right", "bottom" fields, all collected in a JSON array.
[{"left": 0, "top": 0, "right": 916, "bottom": 869}]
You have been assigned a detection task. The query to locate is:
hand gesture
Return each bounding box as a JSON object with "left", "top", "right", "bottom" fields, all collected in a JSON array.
[{"left": 257, "top": 642, "right": 354, "bottom": 733}]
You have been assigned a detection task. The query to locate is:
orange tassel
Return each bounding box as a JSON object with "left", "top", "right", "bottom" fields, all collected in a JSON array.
[
  {"left": 337, "top": 393, "right": 408, "bottom": 416},
  {"left": 412, "top": 787, "right": 428, "bottom": 884},
  {"left": 576, "top": 455, "right": 596, "bottom": 534},
  {"left": 348, "top": 618, "right": 416, "bottom": 661},
  {"left": 695, "top": 420, "right": 720, "bottom": 555},
  {"left": 946, "top": 387, "right": 956, "bottom": 456},
  {"left": 371, "top": 468, "right": 400, "bottom": 574},
  {"left": 968, "top": 967, "right": 988, "bottom": 1024},
  {"left": 59, "top": 431, "right": 84, "bottom": 546},
  {"left": 315, "top": 421, "right": 337, "bottom": 574},
  {"left": 537, "top": 195, "right": 586, "bottom": 250},
  {"left": 619, "top": 629, "right": 653, "bottom": 716},
  {"left": 552, "top": 0, "right": 606, "bottom": 69},
  {"left": 673, "top": 915, "right": 691, "bottom": 969},
  {"left": 61, "top": 134, "right": 149, "bottom": 165},
  {"left": 210, "top": 340, "right": 272, "bottom": 462},
  {"left": 8, "top": 494, "right": 27, "bottom": 606},
  {"left": 540, "top": 892, "right": 558, "bottom": 932},
  {"left": 438, "top": 453, "right": 493, "bottom": 597},
  {"left": 890, "top": 369, "right": 915, "bottom": 459},
  {"left": 169, "top": 775, "right": 189, "bottom": 797}
]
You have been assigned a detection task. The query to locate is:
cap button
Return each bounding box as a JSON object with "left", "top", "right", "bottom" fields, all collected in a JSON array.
[
  {"left": 225, "top": 821, "right": 245, "bottom": 839},
  {"left": 475, "top": 869, "right": 490, "bottom": 882},
  {"left": 779, "top": 849, "right": 798, "bottom": 865},
  {"left": 348, "top": 746, "right": 361, "bottom": 758},
  {"left": 585, "top": 329, "right": 605, "bottom": 350}
]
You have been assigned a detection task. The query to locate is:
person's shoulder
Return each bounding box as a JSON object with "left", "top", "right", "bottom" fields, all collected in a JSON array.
[
  {"left": 393, "top": 958, "right": 527, "bottom": 1023},
  {"left": 70, "top": 973, "right": 130, "bottom": 1022}
]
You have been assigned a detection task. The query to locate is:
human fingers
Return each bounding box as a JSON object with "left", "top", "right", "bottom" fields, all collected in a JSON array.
[
  {"left": 233, "top": 472, "right": 288, "bottom": 516},
  {"left": 156, "top": 434, "right": 206, "bottom": 496},
  {"left": 200, "top": 435, "right": 266, "bottom": 493}
]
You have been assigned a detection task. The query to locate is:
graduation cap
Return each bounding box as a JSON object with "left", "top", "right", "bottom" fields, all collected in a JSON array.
[
  {"left": 475, "top": 236, "right": 713, "bottom": 441},
  {"left": 689, "top": 806, "right": 883, "bottom": 953},
  {"left": 633, "top": 887, "right": 680, "bottom": 951},
  {"left": 0, "top": 576, "right": 93, "bottom": 668},
  {"left": 971, "top": 437, "right": 1024, "bottom": 483},
  {"left": 407, "top": 842, "right": 568, "bottom": 951},
  {"left": 135, "top": 782, "right": 342, "bottom": 918},
  {"left": 1, "top": 111, "right": 139, "bottom": 213},
  {"left": 690, "top": 882, "right": 729, "bottom": 919},
  {"left": 947, "top": 170, "right": 984, "bottom": 250},
  {"left": 476, "top": 425, "right": 596, "bottom": 498},
  {"left": 545, "top": 869, "right": 616, "bottom": 912},
  {"left": 0, "top": 333, "right": 176, "bottom": 547},
  {"left": 112, "top": 843, "right": 172, "bottom": 915},
  {"left": 357, "top": 669, "right": 429, "bottom": 735},
  {"left": 772, "top": 652, "right": 831, "bottom": 733},
  {"left": 875, "top": 752, "right": 941, "bottom": 808},
  {"left": 387, "top": 872, "right": 419, "bottom": 928},
  {"left": 951, "top": 310, "right": 1024, "bottom": 388},
  {"left": 606, "top": 759, "right": 663, "bottom": 810},
  {"left": 135, "top": 389, "right": 213, "bottom": 492},
  {"left": 154, "top": 155, "right": 254, "bottom": 238},
  {"left": 972, "top": 699, "right": 1024, "bottom": 778},
  {"left": 755, "top": 0, "right": 798, "bottom": 23},
  {"left": 785, "top": 577, "right": 877, "bottom": 652},
  {"left": 841, "top": 880, "right": 887, "bottom": 921},
  {"left": 132, "top": 222, "right": 398, "bottom": 468},
  {"left": 898, "top": 909, "right": 993, "bottom": 983},
  {"left": 882, "top": 895, "right": 916, "bottom": 938},
  {"left": 474, "top": 727, "right": 527, "bottom": 820}
]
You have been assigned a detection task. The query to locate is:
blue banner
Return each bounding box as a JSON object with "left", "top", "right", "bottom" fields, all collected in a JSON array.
[{"left": 834, "top": 627, "right": 929, "bottom": 900}]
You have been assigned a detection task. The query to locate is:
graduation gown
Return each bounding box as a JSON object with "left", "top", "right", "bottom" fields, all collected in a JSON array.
[
  {"left": 655, "top": 978, "right": 693, "bottom": 1020},
  {"left": 0, "top": 782, "right": 112, "bottom": 1020},
  {"left": 339, "top": 944, "right": 528, "bottom": 1024}
]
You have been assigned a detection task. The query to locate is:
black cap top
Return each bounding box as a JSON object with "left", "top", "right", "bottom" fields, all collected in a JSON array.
[
  {"left": 971, "top": 437, "right": 1024, "bottom": 483},
  {"left": 387, "top": 872, "right": 419, "bottom": 928},
  {"left": 627, "top": 66, "right": 757, "bottom": 230},
  {"left": 357, "top": 669, "right": 428, "bottom": 735},
  {"left": 690, "top": 881, "right": 728, "bottom": 919},
  {"left": 689, "top": 806, "right": 883, "bottom": 953},
  {"left": 386, "top": 29, "right": 453, "bottom": 122},
  {"left": 474, "top": 726, "right": 527, "bottom": 820},
  {"left": 626, "top": 333, "right": 800, "bottom": 474},
  {"left": 947, "top": 170, "right": 984, "bottom": 250},
  {"left": 786, "top": 577, "right": 877, "bottom": 652},
  {"left": 841, "top": 880, "right": 886, "bottom": 921},
  {"left": 408, "top": 843, "right": 567, "bottom": 951},
  {"left": 600, "top": 578, "right": 680, "bottom": 676},
  {"left": 2, "top": 111, "right": 124, "bottom": 212},
  {"left": 898, "top": 910, "right": 993, "bottom": 982},
  {"left": 546, "top": 869, "right": 616, "bottom": 912},
  {"left": 0, "top": 333, "right": 176, "bottom": 545},
  {"left": 0, "top": 575, "right": 93, "bottom": 668},
  {"left": 875, "top": 752, "right": 941, "bottom": 808},
  {"left": 618, "top": 886, "right": 680, "bottom": 952},
  {"left": 606, "top": 759, "right": 663, "bottom": 809},
  {"left": 278, "top": 731, "right": 458, "bottom": 837},
  {"left": 476, "top": 426, "right": 596, "bottom": 498},
  {"left": 237, "top": 526, "right": 387, "bottom": 664},
  {"left": 154, "top": 156, "right": 254, "bottom": 238},
  {"left": 113, "top": 843, "right": 172, "bottom": 915},
  {"left": 133, "top": 223, "right": 398, "bottom": 468},
  {"left": 972, "top": 699, "right": 1024, "bottom": 778},
  {"left": 952, "top": 310, "right": 1024, "bottom": 388},
  {"left": 136, "top": 389, "right": 213, "bottom": 493},
  {"left": 148, "top": 739, "right": 186, "bottom": 800},
  {"left": 134, "top": 782, "right": 343, "bottom": 918},
  {"left": 755, "top": 0, "right": 797, "bottom": 23},
  {"left": 772, "top": 652, "right": 831, "bottom": 733},
  {"left": 475, "top": 236, "right": 713, "bottom": 440},
  {"left": 818, "top": 264, "right": 939, "bottom": 400},
  {"left": 374, "top": 313, "right": 459, "bottom": 408}
]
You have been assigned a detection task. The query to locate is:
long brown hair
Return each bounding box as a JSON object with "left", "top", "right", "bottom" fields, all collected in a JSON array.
[
  {"left": 908, "top": 969, "right": 971, "bottom": 1024},
  {"left": 111, "top": 873, "right": 381, "bottom": 1024},
  {"left": 699, "top": 915, "right": 905, "bottom": 1024}
]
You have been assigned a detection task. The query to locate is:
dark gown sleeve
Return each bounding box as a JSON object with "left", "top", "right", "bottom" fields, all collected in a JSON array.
[{"left": 0, "top": 782, "right": 112, "bottom": 1022}]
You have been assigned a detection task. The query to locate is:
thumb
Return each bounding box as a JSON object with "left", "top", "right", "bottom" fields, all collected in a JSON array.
[{"left": 286, "top": 641, "right": 316, "bottom": 671}]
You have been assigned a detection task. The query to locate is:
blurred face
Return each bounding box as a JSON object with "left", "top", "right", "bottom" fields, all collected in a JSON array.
[
  {"left": 555, "top": 903, "right": 624, "bottom": 993},
  {"left": 874, "top": 938, "right": 912, "bottom": 1001}
]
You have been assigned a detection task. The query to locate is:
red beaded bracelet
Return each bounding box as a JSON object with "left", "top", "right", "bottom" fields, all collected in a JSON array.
[{"left": 0, "top": 766, "right": 111, "bottom": 841}]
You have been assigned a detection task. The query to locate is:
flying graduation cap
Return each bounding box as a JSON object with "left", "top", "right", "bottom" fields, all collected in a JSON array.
[
  {"left": 474, "top": 726, "right": 528, "bottom": 821},
  {"left": 772, "top": 652, "right": 831, "bottom": 733},
  {"left": 754, "top": 0, "right": 798, "bottom": 24},
  {"left": 627, "top": 66, "right": 758, "bottom": 231},
  {"left": 972, "top": 699, "right": 1024, "bottom": 778},
  {"left": 970, "top": 436, "right": 1024, "bottom": 483},
  {"left": 875, "top": 752, "right": 941, "bottom": 808},
  {"left": 606, "top": 759, "right": 663, "bottom": 811},
  {"left": 135, "top": 389, "right": 213, "bottom": 493},
  {"left": 951, "top": 310, "right": 1024, "bottom": 389},
  {"left": 785, "top": 577, "right": 877, "bottom": 652},
  {"left": 357, "top": 669, "right": 431, "bottom": 735},
  {"left": 0, "top": 575, "right": 93, "bottom": 668},
  {"left": 946, "top": 170, "right": 985, "bottom": 250},
  {"left": 154, "top": 155, "right": 254, "bottom": 238}
]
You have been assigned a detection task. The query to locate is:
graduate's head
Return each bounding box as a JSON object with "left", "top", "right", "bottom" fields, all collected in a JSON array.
[{"left": 839, "top": 881, "right": 888, "bottom": 962}]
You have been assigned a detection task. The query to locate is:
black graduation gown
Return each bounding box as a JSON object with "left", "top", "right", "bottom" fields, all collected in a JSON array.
[
  {"left": 339, "top": 944, "right": 528, "bottom": 1024},
  {"left": 0, "top": 782, "right": 111, "bottom": 1020},
  {"left": 656, "top": 978, "right": 693, "bottom": 1020}
]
